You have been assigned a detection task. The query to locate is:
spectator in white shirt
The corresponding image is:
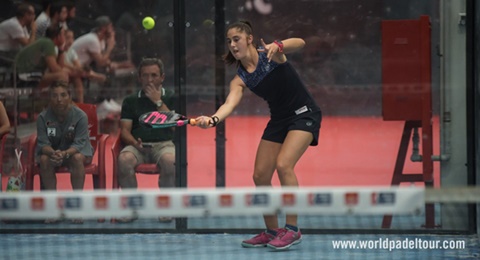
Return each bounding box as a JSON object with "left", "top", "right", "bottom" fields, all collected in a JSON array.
[
  {"left": 0, "top": 3, "right": 37, "bottom": 60},
  {"left": 71, "top": 16, "right": 115, "bottom": 69},
  {"left": 63, "top": 29, "right": 106, "bottom": 103},
  {"left": 72, "top": 16, "right": 133, "bottom": 72}
]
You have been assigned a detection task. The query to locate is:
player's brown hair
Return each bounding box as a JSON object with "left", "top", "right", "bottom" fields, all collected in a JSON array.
[{"left": 223, "top": 21, "right": 255, "bottom": 67}]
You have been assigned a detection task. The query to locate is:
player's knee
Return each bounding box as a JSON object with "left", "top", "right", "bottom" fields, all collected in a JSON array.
[
  {"left": 275, "top": 161, "right": 293, "bottom": 177},
  {"left": 252, "top": 172, "right": 270, "bottom": 186}
]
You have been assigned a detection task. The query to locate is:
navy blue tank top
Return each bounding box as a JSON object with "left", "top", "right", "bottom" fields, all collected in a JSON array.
[{"left": 237, "top": 52, "right": 320, "bottom": 119}]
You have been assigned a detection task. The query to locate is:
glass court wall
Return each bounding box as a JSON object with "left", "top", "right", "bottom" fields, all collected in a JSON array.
[{"left": 0, "top": 0, "right": 473, "bottom": 232}]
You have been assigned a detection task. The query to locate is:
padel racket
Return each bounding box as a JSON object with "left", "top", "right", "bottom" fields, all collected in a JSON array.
[{"left": 139, "top": 111, "right": 196, "bottom": 128}]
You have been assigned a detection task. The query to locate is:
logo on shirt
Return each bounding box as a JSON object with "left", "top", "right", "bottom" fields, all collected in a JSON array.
[
  {"left": 65, "top": 125, "right": 75, "bottom": 141},
  {"left": 47, "top": 128, "right": 56, "bottom": 137}
]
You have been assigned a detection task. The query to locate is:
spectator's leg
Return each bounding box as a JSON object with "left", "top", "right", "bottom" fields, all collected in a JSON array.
[
  {"left": 117, "top": 151, "right": 139, "bottom": 188},
  {"left": 157, "top": 152, "right": 175, "bottom": 188},
  {"left": 72, "top": 76, "right": 84, "bottom": 103},
  {"left": 38, "top": 70, "right": 69, "bottom": 89},
  {"left": 39, "top": 154, "right": 57, "bottom": 190},
  {"left": 153, "top": 141, "right": 176, "bottom": 189},
  {"left": 68, "top": 153, "right": 87, "bottom": 190}
]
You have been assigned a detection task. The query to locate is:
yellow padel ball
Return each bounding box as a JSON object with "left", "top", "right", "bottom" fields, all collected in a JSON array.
[{"left": 142, "top": 16, "right": 155, "bottom": 30}]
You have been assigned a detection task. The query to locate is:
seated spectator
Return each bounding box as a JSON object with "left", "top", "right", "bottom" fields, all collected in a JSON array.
[
  {"left": 63, "top": 29, "right": 106, "bottom": 103},
  {"left": 35, "top": 1, "right": 68, "bottom": 38},
  {"left": 0, "top": 101, "right": 10, "bottom": 137},
  {"left": 60, "top": 0, "right": 76, "bottom": 30},
  {"left": 72, "top": 16, "right": 133, "bottom": 75},
  {"left": 35, "top": 81, "right": 93, "bottom": 192},
  {"left": 15, "top": 25, "right": 69, "bottom": 89},
  {"left": 117, "top": 58, "right": 175, "bottom": 223},
  {"left": 0, "top": 2, "right": 37, "bottom": 61}
]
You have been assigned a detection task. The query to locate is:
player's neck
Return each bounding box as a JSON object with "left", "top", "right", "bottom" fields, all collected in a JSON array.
[{"left": 242, "top": 47, "right": 258, "bottom": 72}]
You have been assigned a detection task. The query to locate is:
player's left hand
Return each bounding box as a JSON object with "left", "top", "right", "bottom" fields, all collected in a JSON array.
[{"left": 258, "top": 38, "right": 281, "bottom": 62}]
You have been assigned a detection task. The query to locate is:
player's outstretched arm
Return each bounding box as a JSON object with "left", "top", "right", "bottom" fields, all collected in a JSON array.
[{"left": 195, "top": 76, "right": 245, "bottom": 128}]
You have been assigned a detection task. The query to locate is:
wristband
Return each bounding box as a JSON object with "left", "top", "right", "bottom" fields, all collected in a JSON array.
[
  {"left": 211, "top": 116, "right": 220, "bottom": 127},
  {"left": 274, "top": 40, "right": 284, "bottom": 53}
]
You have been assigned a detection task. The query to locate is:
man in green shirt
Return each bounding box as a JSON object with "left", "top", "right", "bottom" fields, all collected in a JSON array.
[
  {"left": 15, "top": 25, "right": 68, "bottom": 88},
  {"left": 118, "top": 58, "right": 176, "bottom": 195}
]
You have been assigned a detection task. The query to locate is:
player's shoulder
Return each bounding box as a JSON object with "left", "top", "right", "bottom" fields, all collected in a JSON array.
[{"left": 231, "top": 74, "right": 246, "bottom": 88}]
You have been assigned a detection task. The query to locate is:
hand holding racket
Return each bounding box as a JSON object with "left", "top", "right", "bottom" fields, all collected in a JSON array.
[
  {"left": 139, "top": 111, "right": 196, "bottom": 128},
  {"left": 194, "top": 115, "right": 220, "bottom": 128}
]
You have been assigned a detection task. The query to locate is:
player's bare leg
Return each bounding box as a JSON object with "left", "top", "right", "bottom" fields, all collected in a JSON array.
[
  {"left": 265, "top": 130, "right": 312, "bottom": 250},
  {"left": 253, "top": 139, "right": 282, "bottom": 230},
  {"left": 276, "top": 130, "right": 313, "bottom": 227},
  {"left": 241, "top": 140, "right": 281, "bottom": 248}
]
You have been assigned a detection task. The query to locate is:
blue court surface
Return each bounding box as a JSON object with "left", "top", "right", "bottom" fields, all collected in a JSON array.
[{"left": 1, "top": 233, "right": 479, "bottom": 260}]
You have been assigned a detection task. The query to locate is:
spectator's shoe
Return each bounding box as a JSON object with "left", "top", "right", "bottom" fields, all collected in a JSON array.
[
  {"left": 241, "top": 229, "right": 281, "bottom": 248},
  {"left": 267, "top": 228, "right": 302, "bottom": 250}
]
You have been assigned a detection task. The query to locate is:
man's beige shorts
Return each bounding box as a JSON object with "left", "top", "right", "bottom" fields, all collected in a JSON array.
[{"left": 120, "top": 141, "right": 175, "bottom": 164}]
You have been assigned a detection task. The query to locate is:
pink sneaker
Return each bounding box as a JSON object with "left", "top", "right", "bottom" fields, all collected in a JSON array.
[
  {"left": 267, "top": 228, "right": 302, "bottom": 250},
  {"left": 241, "top": 230, "right": 278, "bottom": 248}
]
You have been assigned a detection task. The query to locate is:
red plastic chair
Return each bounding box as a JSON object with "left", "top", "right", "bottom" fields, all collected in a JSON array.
[
  {"left": 25, "top": 103, "right": 109, "bottom": 190},
  {"left": 111, "top": 134, "right": 161, "bottom": 189}
]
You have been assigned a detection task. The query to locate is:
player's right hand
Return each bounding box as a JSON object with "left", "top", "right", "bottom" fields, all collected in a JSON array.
[{"left": 194, "top": 116, "right": 213, "bottom": 129}]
